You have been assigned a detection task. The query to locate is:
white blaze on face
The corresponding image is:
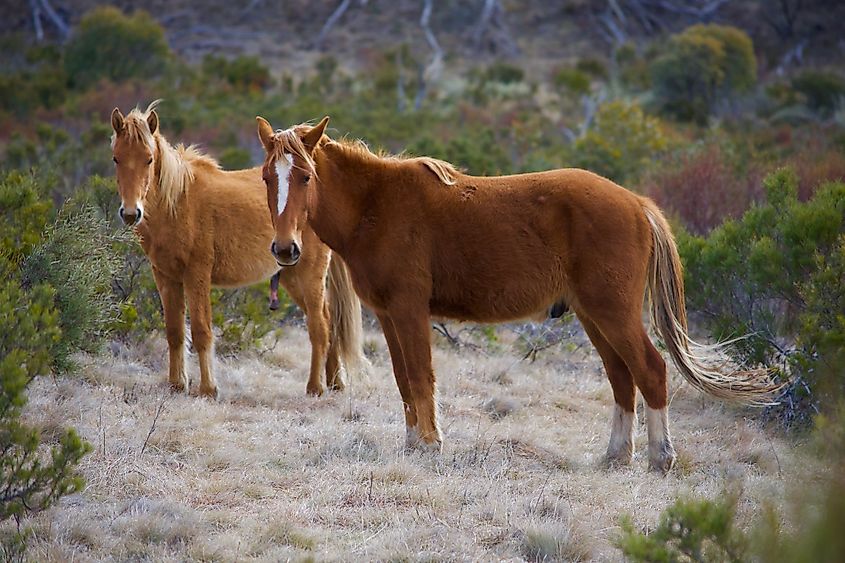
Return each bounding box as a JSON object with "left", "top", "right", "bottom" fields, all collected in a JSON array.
[{"left": 274, "top": 153, "right": 294, "bottom": 216}]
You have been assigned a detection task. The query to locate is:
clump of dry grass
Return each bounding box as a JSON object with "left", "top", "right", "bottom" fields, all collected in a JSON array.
[{"left": 16, "top": 323, "right": 813, "bottom": 561}]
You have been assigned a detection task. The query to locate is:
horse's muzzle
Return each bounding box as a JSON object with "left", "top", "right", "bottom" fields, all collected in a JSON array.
[
  {"left": 271, "top": 240, "right": 301, "bottom": 266},
  {"left": 119, "top": 205, "right": 143, "bottom": 226}
]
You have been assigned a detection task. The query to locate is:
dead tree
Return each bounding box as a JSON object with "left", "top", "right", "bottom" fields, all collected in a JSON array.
[
  {"left": 29, "top": 0, "right": 69, "bottom": 42},
  {"left": 414, "top": 0, "right": 444, "bottom": 111},
  {"left": 762, "top": 0, "right": 804, "bottom": 39},
  {"left": 315, "top": 0, "right": 369, "bottom": 51},
  {"left": 592, "top": 0, "right": 731, "bottom": 46},
  {"left": 471, "top": 0, "right": 519, "bottom": 56}
]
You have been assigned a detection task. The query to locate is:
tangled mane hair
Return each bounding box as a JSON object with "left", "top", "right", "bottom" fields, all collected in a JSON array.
[{"left": 113, "top": 100, "right": 219, "bottom": 214}]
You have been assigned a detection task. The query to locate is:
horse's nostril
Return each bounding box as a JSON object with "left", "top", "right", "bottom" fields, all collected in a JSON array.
[
  {"left": 118, "top": 206, "right": 125, "bottom": 221},
  {"left": 290, "top": 242, "right": 301, "bottom": 261},
  {"left": 270, "top": 241, "right": 277, "bottom": 256}
]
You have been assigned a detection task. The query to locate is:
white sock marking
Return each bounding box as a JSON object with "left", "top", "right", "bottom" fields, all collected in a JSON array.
[{"left": 608, "top": 403, "right": 635, "bottom": 458}]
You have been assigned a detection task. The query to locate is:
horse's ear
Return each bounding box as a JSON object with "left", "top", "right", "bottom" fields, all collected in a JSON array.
[
  {"left": 302, "top": 116, "right": 330, "bottom": 151},
  {"left": 256, "top": 116, "right": 274, "bottom": 152},
  {"left": 111, "top": 108, "right": 124, "bottom": 132},
  {"left": 147, "top": 110, "right": 159, "bottom": 135}
]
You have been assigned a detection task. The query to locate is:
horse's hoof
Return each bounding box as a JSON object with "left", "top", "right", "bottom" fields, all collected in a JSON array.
[
  {"left": 198, "top": 385, "right": 219, "bottom": 400},
  {"left": 604, "top": 452, "right": 633, "bottom": 468},
  {"left": 169, "top": 379, "right": 188, "bottom": 394},
  {"left": 306, "top": 384, "right": 325, "bottom": 397},
  {"left": 648, "top": 442, "right": 676, "bottom": 474},
  {"left": 405, "top": 426, "right": 442, "bottom": 452},
  {"left": 327, "top": 379, "right": 346, "bottom": 392}
]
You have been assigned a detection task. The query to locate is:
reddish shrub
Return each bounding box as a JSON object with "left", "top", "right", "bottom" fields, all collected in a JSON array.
[
  {"left": 787, "top": 149, "right": 845, "bottom": 201},
  {"left": 640, "top": 145, "right": 764, "bottom": 234}
]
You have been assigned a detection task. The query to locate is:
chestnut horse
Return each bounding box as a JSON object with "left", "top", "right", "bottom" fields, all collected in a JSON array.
[
  {"left": 256, "top": 116, "right": 781, "bottom": 472},
  {"left": 110, "top": 102, "right": 363, "bottom": 398}
]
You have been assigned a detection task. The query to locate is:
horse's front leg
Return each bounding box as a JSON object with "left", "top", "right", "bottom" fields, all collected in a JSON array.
[
  {"left": 388, "top": 306, "right": 441, "bottom": 450},
  {"left": 185, "top": 271, "right": 217, "bottom": 399},
  {"left": 376, "top": 312, "right": 418, "bottom": 447},
  {"left": 152, "top": 266, "right": 188, "bottom": 392}
]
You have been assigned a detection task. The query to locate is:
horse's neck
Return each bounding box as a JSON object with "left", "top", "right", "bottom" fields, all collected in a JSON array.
[{"left": 310, "top": 144, "right": 370, "bottom": 251}]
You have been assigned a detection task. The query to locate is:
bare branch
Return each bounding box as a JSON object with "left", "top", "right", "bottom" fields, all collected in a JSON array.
[
  {"left": 471, "top": 0, "right": 519, "bottom": 56},
  {"left": 415, "top": 0, "right": 444, "bottom": 111},
  {"left": 315, "top": 0, "right": 367, "bottom": 51},
  {"left": 29, "top": 0, "right": 44, "bottom": 42},
  {"left": 139, "top": 395, "right": 168, "bottom": 456},
  {"left": 37, "top": 0, "right": 69, "bottom": 40}
]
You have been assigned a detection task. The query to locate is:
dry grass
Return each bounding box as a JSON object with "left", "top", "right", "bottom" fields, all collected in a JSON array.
[{"left": 15, "top": 321, "right": 806, "bottom": 561}]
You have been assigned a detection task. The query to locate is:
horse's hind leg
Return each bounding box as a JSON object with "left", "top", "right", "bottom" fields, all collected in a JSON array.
[
  {"left": 579, "top": 315, "right": 637, "bottom": 465},
  {"left": 152, "top": 267, "right": 188, "bottom": 393},
  {"left": 599, "top": 319, "right": 675, "bottom": 473},
  {"left": 376, "top": 313, "right": 419, "bottom": 447}
]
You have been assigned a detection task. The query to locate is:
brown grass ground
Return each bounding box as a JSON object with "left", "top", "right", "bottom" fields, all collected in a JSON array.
[{"left": 17, "top": 320, "right": 803, "bottom": 561}]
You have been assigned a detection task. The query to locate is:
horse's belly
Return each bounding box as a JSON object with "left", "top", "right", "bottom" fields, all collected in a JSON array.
[{"left": 211, "top": 255, "right": 279, "bottom": 288}]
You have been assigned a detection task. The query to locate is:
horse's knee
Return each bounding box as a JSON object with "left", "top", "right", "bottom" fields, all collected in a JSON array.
[{"left": 191, "top": 325, "right": 212, "bottom": 351}]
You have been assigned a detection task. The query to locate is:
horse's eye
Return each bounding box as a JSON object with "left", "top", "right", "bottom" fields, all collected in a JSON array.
[
  {"left": 147, "top": 157, "right": 153, "bottom": 165},
  {"left": 113, "top": 156, "right": 118, "bottom": 164},
  {"left": 303, "top": 174, "right": 311, "bottom": 184}
]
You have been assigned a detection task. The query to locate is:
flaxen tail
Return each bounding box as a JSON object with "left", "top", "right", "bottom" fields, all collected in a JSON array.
[
  {"left": 642, "top": 200, "right": 783, "bottom": 405},
  {"left": 327, "top": 253, "right": 366, "bottom": 377}
]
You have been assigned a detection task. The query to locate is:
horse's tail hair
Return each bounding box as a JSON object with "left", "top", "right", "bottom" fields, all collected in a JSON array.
[
  {"left": 327, "top": 252, "right": 367, "bottom": 379},
  {"left": 642, "top": 200, "right": 784, "bottom": 406}
]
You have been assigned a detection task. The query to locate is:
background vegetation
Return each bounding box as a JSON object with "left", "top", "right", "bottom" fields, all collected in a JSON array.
[{"left": 1, "top": 0, "right": 843, "bottom": 559}]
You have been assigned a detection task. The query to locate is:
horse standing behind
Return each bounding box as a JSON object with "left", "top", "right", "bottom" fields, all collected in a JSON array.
[
  {"left": 255, "top": 116, "right": 782, "bottom": 472},
  {"left": 109, "top": 102, "right": 363, "bottom": 398}
]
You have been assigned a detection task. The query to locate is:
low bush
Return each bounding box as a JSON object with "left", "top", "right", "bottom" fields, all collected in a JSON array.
[
  {"left": 651, "top": 24, "right": 757, "bottom": 122},
  {"left": 641, "top": 143, "right": 763, "bottom": 234},
  {"left": 202, "top": 54, "right": 272, "bottom": 92},
  {"left": 64, "top": 6, "right": 171, "bottom": 89},
  {"left": 679, "top": 169, "right": 845, "bottom": 420},
  {"left": 211, "top": 285, "right": 286, "bottom": 356},
  {"left": 570, "top": 100, "right": 666, "bottom": 184},
  {"left": 22, "top": 201, "right": 130, "bottom": 371},
  {"left": 791, "top": 70, "right": 845, "bottom": 116}
]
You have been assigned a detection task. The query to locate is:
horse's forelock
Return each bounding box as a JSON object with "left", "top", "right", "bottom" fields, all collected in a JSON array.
[{"left": 271, "top": 127, "right": 317, "bottom": 178}]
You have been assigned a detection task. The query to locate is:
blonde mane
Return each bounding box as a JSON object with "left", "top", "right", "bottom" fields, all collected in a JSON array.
[
  {"left": 331, "top": 138, "right": 458, "bottom": 186},
  {"left": 113, "top": 100, "right": 220, "bottom": 214}
]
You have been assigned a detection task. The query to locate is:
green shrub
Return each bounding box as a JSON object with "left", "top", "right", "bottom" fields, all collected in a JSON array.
[
  {"left": 483, "top": 62, "right": 524, "bottom": 84},
  {"left": 791, "top": 70, "right": 845, "bottom": 116},
  {"left": 0, "top": 171, "right": 52, "bottom": 260},
  {"left": 64, "top": 6, "right": 171, "bottom": 89},
  {"left": 211, "top": 285, "right": 286, "bottom": 356},
  {"left": 576, "top": 57, "right": 608, "bottom": 80},
  {"left": 651, "top": 24, "right": 757, "bottom": 122},
  {"left": 202, "top": 54, "right": 272, "bottom": 92},
  {"left": 22, "top": 202, "right": 130, "bottom": 371},
  {"left": 679, "top": 169, "right": 845, "bottom": 418},
  {"left": 219, "top": 146, "right": 252, "bottom": 170},
  {"left": 0, "top": 253, "right": 91, "bottom": 555},
  {"left": 570, "top": 100, "right": 666, "bottom": 184},
  {"left": 619, "top": 411, "right": 845, "bottom": 563},
  {"left": 617, "top": 494, "right": 745, "bottom": 562},
  {"left": 554, "top": 68, "right": 591, "bottom": 96}
]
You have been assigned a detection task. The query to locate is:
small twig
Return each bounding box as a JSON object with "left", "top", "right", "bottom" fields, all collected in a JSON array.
[{"left": 140, "top": 395, "right": 168, "bottom": 456}]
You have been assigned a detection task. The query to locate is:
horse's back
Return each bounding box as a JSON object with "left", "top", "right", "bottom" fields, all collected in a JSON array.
[{"left": 416, "top": 167, "right": 652, "bottom": 321}]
